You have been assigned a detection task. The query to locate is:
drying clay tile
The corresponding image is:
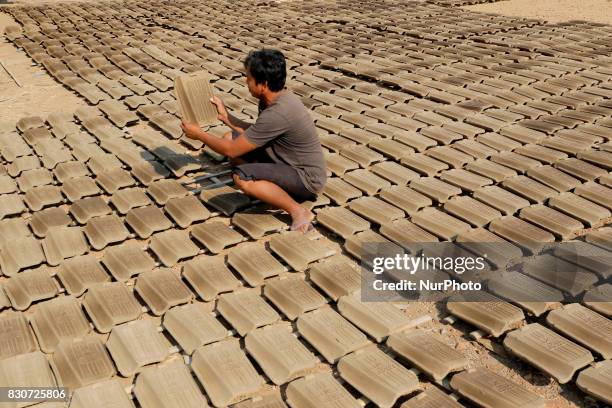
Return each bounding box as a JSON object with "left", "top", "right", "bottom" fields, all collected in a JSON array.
[
  {"left": 343, "top": 229, "right": 398, "bottom": 263},
  {"left": 51, "top": 335, "right": 116, "bottom": 389},
  {"left": 163, "top": 303, "right": 227, "bottom": 354},
  {"left": 0, "top": 311, "right": 38, "bottom": 359},
  {"left": 411, "top": 207, "right": 471, "bottom": 240},
  {"left": 473, "top": 186, "right": 530, "bottom": 215},
  {"left": 370, "top": 161, "right": 419, "bottom": 185},
  {"left": 30, "top": 207, "right": 72, "bottom": 238},
  {"left": 520, "top": 254, "right": 599, "bottom": 297},
  {"left": 427, "top": 147, "right": 474, "bottom": 169},
  {"left": 387, "top": 329, "right": 467, "bottom": 381},
  {"left": 42, "top": 227, "right": 89, "bottom": 267},
  {"left": 380, "top": 218, "right": 439, "bottom": 252},
  {"left": 0, "top": 236, "right": 45, "bottom": 276},
  {"left": 453, "top": 139, "right": 496, "bottom": 159},
  {"left": 182, "top": 256, "right": 240, "bottom": 301},
  {"left": 110, "top": 187, "right": 151, "bottom": 214},
  {"left": 503, "top": 323, "right": 593, "bottom": 383},
  {"left": 338, "top": 294, "right": 415, "bottom": 342},
  {"left": 70, "top": 196, "right": 112, "bottom": 224},
  {"left": 3, "top": 267, "right": 58, "bottom": 311},
  {"left": 326, "top": 153, "right": 359, "bottom": 176},
  {"left": 500, "top": 125, "right": 547, "bottom": 144},
  {"left": 107, "top": 319, "right": 169, "bottom": 376},
  {"left": 440, "top": 169, "right": 492, "bottom": 192},
  {"left": 401, "top": 387, "right": 464, "bottom": 408},
  {"left": 126, "top": 206, "right": 173, "bottom": 238},
  {"left": 309, "top": 258, "right": 361, "bottom": 301},
  {"left": 368, "top": 139, "right": 414, "bottom": 161},
  {"left": 191, "top": 221, "right": 244, "bottom": 254},
  {"left": 17, "top": 116, "right": 45, "bottom": 131},
  {"left": 546, "top": 303, "right": 612, "bottom": 359},
  {"left": 70, "top": 379, "right": 135, "bottom": 408},
  {"left": 84, "top": 214, "right": 129, "bottom": 250},
  {"left": 526, "top": 165, "right": 580, "bottom": 192},
  {"left": 200, "top": 185, "right": 250, "bottom": 216},
  {"left": 264, "top": 276, "right": 327, "bottom": 320},
  {"left": 447, "top": 292, "right": 525, "bottom": 337},
  {"left": 231, "top": 212, "right": 286, "bottom": 240},
  {"left": 297, "top": 306, "right": 370, "bottom": 364},
  {"left": 82, "top": 282, "right": 142, "bottom": 333},
  {"left": 393, "top": 131, "right": 436, "bottom": 153},
  {"left": 98, "top": 100, "right": 139, "bottom": 128},
  {"left": 245, "top": 322, "right": 318, "bottom": 385},
  {"left": 135, "top": 268, "right": 193, "bottom": 315},
  {"left": 409, "top": 177, "right": 461, "bottom": 203},
  {"left": 322, "top": 177, "right": 362, "bottom": 205},
  {"left": 502, "top": 176, "right": 559, "bottom": 203},
  {"left": 192, "top": 338, "right": 264, "bottom": 406},
  {"left": 71, "top": 143, "right": 106, "bottom": 162},
  {"left": 465, "top": 159, "right": 517, "bottom": 183},
  {"left": 97, "top": 168, "right": 136, "bottom": 194},
  {"left": 555, "top": 158, "right": 607, "bottom": 181},
  {"left": 217, "top": 289, "right": 280, "bottom": 336},
  {"left": 0, "top": 351, "right": 56, "bottom": 402},
  {"left": 338, "top": 346, "right": 419, "bottom": 408},
  {"left": 286, "top": 373, "right": 361, "bottom": 408},
  {"left": 22, "top": 127, "right": 53, "bottom": 146},
  {"left": 0, "top": 217, "right": 29, "bottom": 246},
  {"left": 57, "top": 254, "right": 109, "bottom": 296},
  {"left": 491, "top": 152, "right": 542, "bottom": 174},
  {"left": 0, "top": 193, "right": 25, "bottom": 219},
  {"left": 401, "top": 154, "right": 449, "bottom": 177},
  {"left": 349, "top": 196, "right": 404, "bottom": 226},
  {"left": 444, "top": 196, "right": 502, "bottom": 227},
  {"left": 576, "top": 360, "right": 612, "bottom": 405},
  {"left": 101, "top": 240, "right": 155, "bottom": 281},
  {"left": 420, "top": 127, "right": 463, "bottom": 146},
  {"left": 450, "top": 367, "right": 545, "bottom": 408},
  {"left": 343, "top": 169, "right": 391, "bottom": 195},
  {"left": 515, "top": 144, "right": 568, "bottom": 165},
  {"left": 61, "top": 176, "right": 101, "bottom": 202},
  {"left": 88, "top": 154, "right": 124, "bottom": 175},
  {"left": 228, "top": 242, "right": 286, "bottom": 286},
  {"left": 316, "top": 206, "right": 369, "bottom": 238},
  {"left": 7, "top": 155, "right": 40, "bottom": 177},
  {"left": 519, "top": 205, "right": 584, "bottom": 240},
  {"left": 30, "top": 296, "right": 90, "bottom": 353},
  {"left": 147, "top": 179, "right": 189, "bottom": 205},
  {"left": 574, "top": 182, "right": 612, "bottom": 210},
  {"left": 134, "top": 359, "right": 209, "bottom": 408},
  {"left": 269, "top": 231, "right": 336, "bottom": 271},
  {"left": 150, "top": 113, "right": 183, "bottom": 139},
  {"left": 17, "top": 168, "right": 53, "bottom": 192},
  {"left": 165, "top": 195, "right": 211, "bottom": 228},
  {"left": 131, "top": 161, "right": 171, "bottom": 186},
  {"left": 476, "top": 133, "right": 521, "bottom": 152}
]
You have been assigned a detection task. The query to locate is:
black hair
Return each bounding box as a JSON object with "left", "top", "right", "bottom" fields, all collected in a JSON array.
[{"left": 244, "top": 49, "right": 286, "bottom": 92}]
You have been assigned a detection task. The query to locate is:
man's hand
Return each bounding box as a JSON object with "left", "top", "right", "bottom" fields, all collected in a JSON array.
[
  {"left": 210, "top": 96, "right": 229, "bottom": 124},
  {"left": 181, "top": 120, "right": 202, "bottom": 140}
]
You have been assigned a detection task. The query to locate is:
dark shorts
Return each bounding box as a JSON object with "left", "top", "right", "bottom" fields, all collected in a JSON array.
[{"left": 232, "top": 147, "right": 316, "bottom": 202}]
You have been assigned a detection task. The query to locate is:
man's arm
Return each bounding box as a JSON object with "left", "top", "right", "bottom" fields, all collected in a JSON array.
[{"left": 181, "top": 121, "right": 257, "bottom": 159}]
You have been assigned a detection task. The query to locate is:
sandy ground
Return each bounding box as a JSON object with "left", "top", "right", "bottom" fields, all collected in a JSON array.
[{"left": 463, "top": 0, "right": 612, "bottom": 25}]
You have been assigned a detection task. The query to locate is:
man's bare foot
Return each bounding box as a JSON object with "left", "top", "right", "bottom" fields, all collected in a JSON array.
[{"left": 290, "top": 206, "right": 314, "bottom": 233}]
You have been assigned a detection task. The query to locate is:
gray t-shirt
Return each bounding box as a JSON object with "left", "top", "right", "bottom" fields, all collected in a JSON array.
[{"left": 244, "top": 90, "right": 326, "bottom": 194}]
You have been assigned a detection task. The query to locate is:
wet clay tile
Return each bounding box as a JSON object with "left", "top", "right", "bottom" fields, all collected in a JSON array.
[
  {"left": 131, "top": 161, "right": 171, "bottom": 186},
  {"left": 371, "top": 161, "right": 419, "bottom": 185},
  {"left": 473, "top": 186, "right": 530, "bottom": 215},
  {"left": 378, "top": 186, "right": 431, "bottom": 215},
  {"left": 286, "top": 373, "right": 361, "bottom": 408},
  {"left": 489, "top": 215, "right": 555, "bottom": 254},
  {"left": 340, "top": 145, "right": 384, "bottom": 168},
  {"left": 450, "top": 367, "right": 545, "bottom": 408},
  {"left": 409, "top": 177, "right": 461, "bottom": 203},
  {"left": 326, "top": 153, "right": 359, "bottom": 176},
  {"left": 368, "top": 139, "right": 414, "bottom": 161},
  {"left": 420, "top": 127, "right": 463, "bottom": 146},
  {"left": 70, "top": 379, "right": 135, "bottom": 408},
  {"left": 70, "top": 196, "right": 111, "bottom": 224},
  {"left": 88, "top": 154, "right": 124, "bottom": 175},
  {"left": 165, "top": 195, "right": 211, "bottom": 228},
  {"left": 110, "top": 187, "right": 152, "bottom": 214},
  {"left": 57, "top": 254, "right": 109, "bottom": 296},
  {"left": 393, "top": 131, "right": 436, "bottom": 153},
  {"left": 232, "top": 212, "right": 286, "bottom": 239},
  {"left": 574, "top": 182, "right": 612, "bottom": 210},
  {"left": 0, "top": 236, "right": 45, "bottom": 276},
  {"left": 0, "top": 193, "right": 25, "bottom": 219},
  {"left": 555, "top": 158, "right": 607, "bottom": 181},
  {"left": 338, "top": 294, "right": 415, "bottom": 342},
  {"left": 163, "top": 303, "right": 227, "bottom": 354},
  {"left": 101, "top": 240, "right": 155, "bottom": 281},
  {"left": 546, "top": 303, "right": 612, "bottom": 359},
  {"left": 348, "top": 196, "right": 404, "bottom": 226},
  {"left": 7, "top": 155, "right": 40, "bottom": 177},
  {"left": 0, "top": 311, "right": 38, "bottom": 359},
  {"left": 309, "top": 258, "right": 361, "bottom": 301},
  {"left": 84, "top": 214, "right": 130, "bottom": 250},
  {"left": 135, "top": 268, "right": 193, "bottom": 315},
  {"left": 51, "top": 336, "right": 116, "bottom": 389},
  {"left": 401, "top": 154, "right": 449, "bottom": 177},
  {"left": 387, "top": 329, "right": 467, "bottom": 381},
  {"left": 227, "top": 242, "right": 285, "bottom": 286},
  {"left": 514, "top": 144, "right": 567, "bottom": 165},
  {"left": 447, "top": 292, "right": 525, "bottom": 337},
  {"left": 245, "top": 322, "right": 318, "bottom": 385},
  {"left": 107, "top": 319, "right": 169, "bottom": 376},
  {"left": 465, "top": 159, "right": 517, "bottom": 183},
  {"left": 338, "top": 346, "right": 419, "bottom": 408},
  {"left": 297, "top": 306, "right": 370, "bottom": 364},
  {"left": 576, "top": 360, "right": 612, "bottom": 405},
  {"left": 82, "top": 282, "right": 142, "bottom": 333},
  {"left": 42, "top": 227, "right": 89, "bottom": 266},
  {"left": 491, "top": 152, "right": 542, "bottom": 174},
  {"left": 503, "top": 323, "right": 593, "bottom": 383},
  {"left": 453, "top": 140, "right": 496, "bottom": 159},
  {"left": 520, "top": 204, "right": 584, "bottom": 239},
  {"left": 264, "top": 276, "right": 327, "bottom": 320},
  {"left": 499, "top": 125, "right": 547, "bottom": 144},
  {"left": 316, "top": 207, "right": 370, "bottom": 238},
  {"left": 17, "top": 168, "right": 53, "bottom": 192},
  {"left": 411, "top": 207, "right": 471, "bottom": 240},
  {"left": 526, "top": 166, "right": 581, "bottom": 192},
  {"left": 380, "top": 218, "right": 439, "bottom": 252},
  {"left": 30, "top": 206, "right": 71, "bottom": 237},
  {"left": 440, "top": 169, "right": 492, "bottom": 192},
  {"left": 444, "top": 196, "right": 502, "bottom": 227},
  {"left": 200, "top": 185, "right": 250, "bottom": 216},
  {"left": 520, "top": 254, "right": 599, "bottom": 297},
  {"left": 3, "top": 267, "right": 59, "bottom": 311},
  {"left": 191, "top": 221, "right": 244, "bottom": 254},
  {"left": 149, "top": 229, "right": 200, "bottom": 266},
  {"left": 322, "top": 177, "right": 362, "bottom": 205},
  {"left": 192, "top": 338, "right": 264, "bottom": 406},
  {"left": 401, "top": 387, "right": 464, "bottom": 408},
  {"left": 17, "top": 116, "right": 45, "bottom": 131},
  {"left": 62, "top": 176, "right": 101, "bottom": 202},
  {"left": 30, "top": 296, "right": 90, "bottom": 353},
  {"left": 343, "top": 169, "right": 391, "bottom": 196},
  {"left": 126, "top": 206, "right": 173, "bottom": 238},
  {"left": 476, "top": 133, "right": 521, "bottom": 152},
  {"left": 97, "top": 168, "right": 136, "bottom": 194},
  {"left": 134, "top": 360, "right": 208, "bottom": 408},
  {"left": 217, "top": 289, "right": 280, "bottom": 336},
  {"left": 147, "top": 179, "right": 189, "bottom": 205},
  {"left": 182, "top": 256, "right": 240, "bottom": 301}
]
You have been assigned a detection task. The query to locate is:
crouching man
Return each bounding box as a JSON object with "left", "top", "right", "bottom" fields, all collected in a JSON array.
[{"left": 181, "top": 48, "right": 326, "bottom": 232}]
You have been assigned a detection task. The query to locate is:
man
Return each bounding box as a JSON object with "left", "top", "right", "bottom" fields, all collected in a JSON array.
[{"left": 181, "top": 48, "right": 326, "bottom": 233}]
